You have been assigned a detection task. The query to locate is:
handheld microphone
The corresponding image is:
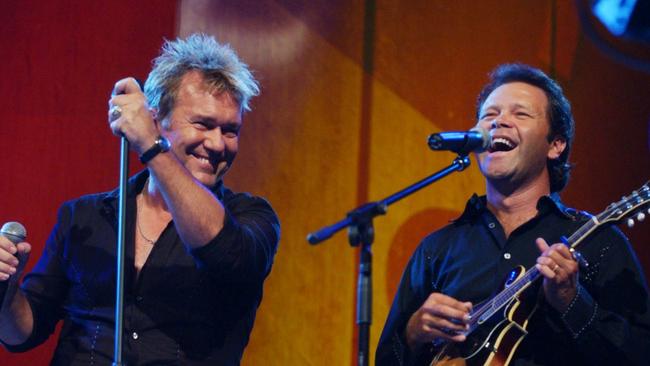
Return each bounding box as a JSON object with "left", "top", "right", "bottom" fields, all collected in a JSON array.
[
  {"left": 428, "top": 127, "right": 490, "bottom": 154},
  {"left": 0, "top": 222, "right": 27, "bottom": 306}
]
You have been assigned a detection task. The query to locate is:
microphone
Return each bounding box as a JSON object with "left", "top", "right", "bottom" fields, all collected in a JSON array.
[
  {"left": 0, "top": 222, "right": 27, "bottom": 306},
  {"left": 428, "top": 127, "right": 490, "bottom": 154}
]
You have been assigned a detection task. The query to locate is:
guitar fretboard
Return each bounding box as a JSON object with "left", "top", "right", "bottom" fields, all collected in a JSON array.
[{"left": 466, "top": 215, "right": 600, "bottom": 333}]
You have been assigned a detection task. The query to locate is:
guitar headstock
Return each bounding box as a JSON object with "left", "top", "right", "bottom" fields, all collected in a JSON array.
[{"left": 597, "top": 181, "right": 650, "bottom": 227}]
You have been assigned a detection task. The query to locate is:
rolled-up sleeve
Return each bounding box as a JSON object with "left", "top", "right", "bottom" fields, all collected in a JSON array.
[{"left": 190, "top": 193, "right": 280, "bottom": 284}]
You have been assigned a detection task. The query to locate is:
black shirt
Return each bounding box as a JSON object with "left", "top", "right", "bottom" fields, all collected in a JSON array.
[
  {"left": 376, "top": 194, "right": 650, "bottom": 365},
  {"left": 3, "top": 171, "right": 280, "bottom": 365}
]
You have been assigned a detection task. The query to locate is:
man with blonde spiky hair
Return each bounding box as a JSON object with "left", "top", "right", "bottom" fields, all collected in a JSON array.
[{"left": 0, "top": 33, "right": 280, "bottom": 365}]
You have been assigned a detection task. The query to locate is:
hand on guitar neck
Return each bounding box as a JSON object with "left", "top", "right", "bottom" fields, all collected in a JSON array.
[
  {"left": 404, "top": 237, "right": 579, "bottom": 356},
  {"left": 535, "top": 237, "right": 579, "bottom": 313},
  {"left": 405, "top": 293, "right": 473, "bottom": 351},
  {"left": 418, "top": 183, "right": 650, "bottom": 365}
]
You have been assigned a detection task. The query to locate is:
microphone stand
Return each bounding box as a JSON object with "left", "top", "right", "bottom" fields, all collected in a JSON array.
[
  {"left": 307, "top": 154, "right": 472, "bottom": 366},
  {"left": 113, "top": 137, "right": 129, "bottom": 366}
]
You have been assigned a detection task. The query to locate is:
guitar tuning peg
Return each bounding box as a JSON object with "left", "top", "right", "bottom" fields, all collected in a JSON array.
[
  {"left": 627, "top": 218, "right": 635, "bottom": 228},
  {"left": 637, "top": 212, "right": 646, "bottom": 222}
]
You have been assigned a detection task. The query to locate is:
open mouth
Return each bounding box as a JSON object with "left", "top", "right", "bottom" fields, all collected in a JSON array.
[{"left": 488, "top": 137, "right": 516, "bottom": 153}]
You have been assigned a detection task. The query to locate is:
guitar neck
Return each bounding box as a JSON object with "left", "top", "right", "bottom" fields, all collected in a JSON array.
[
  {"left": 468, "top": 266, "right": 540, "bottom": 331},
  {"left": 565, "top": 215, "right": 599, "bottom": 249},
  {"left": 467, "top": 215, "right": 601, "bottom": 331},
  {"left": 431, "top": 183, "right": 649, "bottom": 366}
]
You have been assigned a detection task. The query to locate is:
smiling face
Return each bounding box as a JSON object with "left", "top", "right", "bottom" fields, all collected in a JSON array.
[
  {"left": 475, "top": 82, "right": 566, "bottom": 192},
  {"left": 159, "top": 71, "right": 242, "bottom": 188}
]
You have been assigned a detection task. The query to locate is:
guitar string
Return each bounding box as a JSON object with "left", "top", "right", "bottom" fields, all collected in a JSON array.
[
  {"left": 469, "top": 220, "right": 592, "bottom": 326},
  {"left": 467, "top": 187, "right": 648, "bottom": 329}
]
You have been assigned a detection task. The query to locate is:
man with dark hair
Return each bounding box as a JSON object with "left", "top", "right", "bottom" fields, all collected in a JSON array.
[
  {"left": 376, "top": 63, "right": 650, "bottom": 365},
  {"left": 475, "top": 64, "right": 575, "bottom": 193},
  {"left": 0, "top": 34, "right": 280, "bottom": 365}
]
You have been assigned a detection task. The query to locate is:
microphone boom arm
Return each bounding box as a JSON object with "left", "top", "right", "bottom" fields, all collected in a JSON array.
[
  {"left": 306, "top": 154, "right": 472, "bottom": 366},
  {"left": 307, "top": 154, "right": 472, "bottom": 245}
]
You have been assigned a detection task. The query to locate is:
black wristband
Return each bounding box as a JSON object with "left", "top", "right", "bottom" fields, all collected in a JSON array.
[{"left": 139, "top": 136, "right": 171, "bottom": 164}]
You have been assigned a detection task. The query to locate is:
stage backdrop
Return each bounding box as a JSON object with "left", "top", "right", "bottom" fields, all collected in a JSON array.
[{"left": 1, "top": 1, "right": 649, "bottom": 365}]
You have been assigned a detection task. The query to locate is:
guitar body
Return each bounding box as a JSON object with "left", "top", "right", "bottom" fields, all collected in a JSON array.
[{"left": 430, "top": 267, "right": 539, "bottom": 366}]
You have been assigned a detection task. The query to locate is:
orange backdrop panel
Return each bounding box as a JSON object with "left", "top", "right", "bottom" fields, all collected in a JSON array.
[{"left": 178, "top": 1, "right": 650, "bottom": 365}]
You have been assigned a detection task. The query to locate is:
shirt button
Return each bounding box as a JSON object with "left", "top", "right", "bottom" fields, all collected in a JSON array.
[
  {"left": 488, "top": 222, "right": 496, "bottom": 229},
  {"left": 503, "top": 253, "right": 511, "bottom": 260},
  {"left": 132, "top": 332, "right": 139, "bottom": 340},
  {"left": 136, "top": 296, "right": 143, "bottom": 302}
]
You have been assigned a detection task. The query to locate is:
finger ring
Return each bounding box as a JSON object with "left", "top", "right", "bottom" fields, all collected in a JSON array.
[
  {"left": 109, "top": 105, "right": 122, "bottom": 121},
  {"left": 552, "top": 264, "right": 560, "bottom": 272}
]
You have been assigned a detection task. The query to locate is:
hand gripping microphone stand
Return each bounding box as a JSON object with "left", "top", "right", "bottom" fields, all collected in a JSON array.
[
  {"left": 307, "top": 147, "right": 474, "bottom": 366},
  {"left": 111, "top": 79, "right": 145, "bottom": 366}
]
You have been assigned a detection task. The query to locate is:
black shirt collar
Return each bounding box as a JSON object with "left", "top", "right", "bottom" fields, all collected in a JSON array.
[
  {"left": 102, "top": 169, "right": 226, "bottom": 210},
  {"left": 455, "top": 192, "right": 577, "bottom": 223}
]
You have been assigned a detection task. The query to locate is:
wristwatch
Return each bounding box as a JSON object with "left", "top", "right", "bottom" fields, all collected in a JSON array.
[{"left": 139, "top": 136, "right": 171, "bottom": 164}]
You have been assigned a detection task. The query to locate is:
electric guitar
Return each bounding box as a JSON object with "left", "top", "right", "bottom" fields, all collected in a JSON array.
[{"left": 429, "top": 182, "right": 650, "bottom": 366}]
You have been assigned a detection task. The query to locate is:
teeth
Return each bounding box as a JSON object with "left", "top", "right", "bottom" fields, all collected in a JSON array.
[
  {"left": 194, "top": 155, "right": 210, "bottom": 164},
  {"left": 492, "top": 137, "right": 514, "bottom": 148}
]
